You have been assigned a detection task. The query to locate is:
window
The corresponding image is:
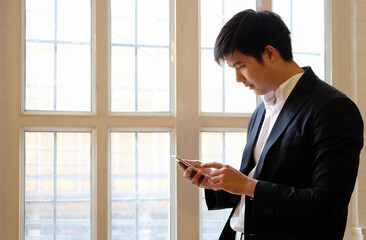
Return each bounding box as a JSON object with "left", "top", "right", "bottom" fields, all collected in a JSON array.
[
  {"left": 200, "top": 0, "right": 257, "bottom": 113},
  {"left": 110, "top": 131, "right": 171, "bottom": 239},
  {"left": 25, "top": 0, "right": 91, "bottom": 112},
  {"left": 111, "top": 0, "right": 171, "bottom": 112},
  {"left": 21, "top": 0, "right": 174, "bottom": 239},
  {"left": 24, "top": 131, "right": 91, "bottom": 239}
]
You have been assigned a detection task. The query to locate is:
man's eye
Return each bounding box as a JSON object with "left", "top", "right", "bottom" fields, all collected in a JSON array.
[{"left": 238, "top": 65, "right": 245, "bottom": 69}]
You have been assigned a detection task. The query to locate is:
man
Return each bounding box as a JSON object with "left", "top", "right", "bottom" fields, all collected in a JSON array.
[{"left": 178, "top": 9, "right": 364, "bottom": 240}]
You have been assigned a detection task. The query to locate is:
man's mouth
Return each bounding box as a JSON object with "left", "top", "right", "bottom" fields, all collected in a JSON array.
[{"left": 245, "top": 83, "right": 254, "bottom": 89}]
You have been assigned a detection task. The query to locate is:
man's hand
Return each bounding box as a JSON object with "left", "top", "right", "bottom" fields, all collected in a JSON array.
[
  {"left": 201, "top": 162, "right": 257, "bottom": 197},
  {"left": 177, "top": 159, "right": 213, "bottom": 189}
]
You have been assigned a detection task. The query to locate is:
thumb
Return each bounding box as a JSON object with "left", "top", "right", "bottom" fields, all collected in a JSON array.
[{"left": 201, "top": 162, "right": 224, "bottom": 169}]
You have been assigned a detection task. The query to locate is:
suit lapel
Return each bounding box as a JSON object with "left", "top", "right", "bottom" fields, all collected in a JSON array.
[
  {"left": 253, "top": 67, "right": 316, "bottom": 179},
  {"left": 240, "top": 105, "right": 265, "bottom": 174}
]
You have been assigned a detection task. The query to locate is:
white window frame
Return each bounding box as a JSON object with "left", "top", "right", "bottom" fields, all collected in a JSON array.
[{"left": 0, "top": 0, "right": 359, "bottom": 240}]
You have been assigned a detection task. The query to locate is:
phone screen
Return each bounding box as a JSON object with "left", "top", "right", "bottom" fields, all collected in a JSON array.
[{"left": 171, "top": 155, "right": 206, "bottom": 178}]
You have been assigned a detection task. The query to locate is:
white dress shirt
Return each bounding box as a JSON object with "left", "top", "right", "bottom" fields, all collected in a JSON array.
[{"left": 230, "top": 72, "right": 304, "bottom": 233}]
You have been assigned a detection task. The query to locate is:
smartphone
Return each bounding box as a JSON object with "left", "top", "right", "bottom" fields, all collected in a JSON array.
[{"left": 171, "top": 155, "right": 207, "bottom": 181}]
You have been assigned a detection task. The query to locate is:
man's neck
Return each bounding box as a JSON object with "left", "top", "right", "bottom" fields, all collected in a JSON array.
[{"left": 272, "top": 60, "right": 304, "bottom": 90}]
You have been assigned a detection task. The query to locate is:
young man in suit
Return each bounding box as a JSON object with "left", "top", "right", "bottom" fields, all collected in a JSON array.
[{"left": 178, "top": 9, "right": 364, "bottom": 240}]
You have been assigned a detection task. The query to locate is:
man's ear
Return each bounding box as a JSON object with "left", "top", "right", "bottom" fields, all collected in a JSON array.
[{"left": 263, "top": 45, "right": 278, "bottom": 62}]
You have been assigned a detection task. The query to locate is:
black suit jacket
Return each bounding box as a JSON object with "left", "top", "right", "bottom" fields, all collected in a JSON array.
[{"left": 205, "top": 67, "right": 364, "bottom": 240}]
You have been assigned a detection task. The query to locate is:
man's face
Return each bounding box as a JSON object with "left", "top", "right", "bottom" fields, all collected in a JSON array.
[{"left": 225, "top": 50, "right": 275, "bottom": 95}]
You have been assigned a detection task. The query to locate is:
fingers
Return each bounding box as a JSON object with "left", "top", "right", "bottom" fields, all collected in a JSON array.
[
  {"left": 182, "top": 166, "right": 193, "bottom": 179},
  {"left": 178, "top": 161, "right": 253, "bottom": 194},
  {"left": 177, "top": 160, "right": 204, "bottom": 173},
  {"left": 191, "top": 169, "right": 204, "bottom": 185},
  {"left": 181, "top": 167, "right": 212, "bottom": 189},
  {"left": 176, "top": 160, "right": 222, "bottom": 190},
  {"left": 183, "top": 167, "right": 202, "bottom": 184},
  {"left": 178, "top": 162, "right": 203, "bottom": 184},
  {"left": 177, "top": 162, "right": 187, "bottom": 171},
  {"left": 209, "top": 175, "right": 223, "bottom": 191},
  {"left": 201, "top": 162, "right": 223, "bottom": 169},
  {"left": 205, "top": 164, "right": 226, "bottom": 178},
  {"left": 193, "top": 170, "right": 213, "bottom": 189},
  {"left": 199, "top": 175, "right": 211, "bottom": 188},
  {"left": 184, "top": 159, "right": 203, "bottom": 168}
]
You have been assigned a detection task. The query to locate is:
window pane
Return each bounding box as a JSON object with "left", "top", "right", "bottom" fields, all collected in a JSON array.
[
  {"left": 26, "top": 43, "right": 55, "bottom": 110},
  {"left": 25, "top": 0, "right": 91, "bottom": 112},
  {"left": 26, "top": 0, "right": 54, "bottom": 41},
  {"left": 200, "top": 131, "right": 246, "bottom": 240},
  {"left": 24, "top": 132, "right": 91, "bottom": 240},
  {"left": 57, "top": 0, "right": 91, "bottom": 42},
  {"left": 273, "top": 0, "right": 325, "bottom": 79},
  {"left": 110, "top": 132, "right": 170, "bottom": 240},
  {"left": 200, "top": 0, "right": 257, "bottom": 113},
  {"left": 111, "top": 0, "right": 135, "bottom": 44},
  {"left": 137, "top": 0, "right": 170, "bottom": 46},
  {"left": 111, "top": 0, "right": 170, "bottom": 112},
  {"left": 56, "top": 44, "right": 91, "bottom": 111},
  {"left": 111, "top": 47, "right": 136, "bottom": 111},
  {"left": 137, "top": 48, "right": 170, "bottom": 112}
]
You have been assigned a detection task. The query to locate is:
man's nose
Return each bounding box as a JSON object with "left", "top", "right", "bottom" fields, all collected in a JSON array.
[{"left": 235, "top": 68, "right": 245, "bottom": 82}]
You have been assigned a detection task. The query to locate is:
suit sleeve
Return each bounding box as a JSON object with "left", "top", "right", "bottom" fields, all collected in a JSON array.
[
  {"left": 205, "top": 189, "right": 240, "bottom": 210},
  {"left": 252, "top": 97, "right": 364, "bottom": 226}
]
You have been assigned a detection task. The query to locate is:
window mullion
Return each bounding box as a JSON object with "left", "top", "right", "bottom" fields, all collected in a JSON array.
[
  {"left": 176, "top": 0, "right": 200, "bottom": 239},
  {"left": 256, "top": 0, "right": 272, "bottom": 10},
  {"left": 93, "top": 0, "right": 109, "bottom": 239}
]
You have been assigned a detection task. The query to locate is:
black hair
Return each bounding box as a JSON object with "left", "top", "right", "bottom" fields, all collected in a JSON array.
[{"left": 214, "top": 9, "right": 293, "bottom": 65}]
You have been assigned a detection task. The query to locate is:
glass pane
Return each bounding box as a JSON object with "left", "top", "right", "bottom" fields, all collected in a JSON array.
[
  {"left": 57, "top": 0, "right": 91, "bottom": 42},
  {"left": 137, "top": 201, "right": 169, "bottom": 238},
  {"left": 25, "top": 0, "right": 91, "bottom": 112},
  {"left": 111, "top": 0, "right": 135, "bottom": 44},
  {"left": 111, "top": 132, "right": 170, "bottom": 240},
  {"left": 24, "top": 132, "right": 91, "bottom": 240},
  {"left": 200, "top": 0, "right": 257, "bottom": 113},
  {"left": 26, "top": 43, "right": 55, "bottom": 110},
  {"left": 111, "top": 201, "right": 135, "bottom": 240},
  {"left": 201, "top": 49, "right": 223, "bottom": 112},
  {"left": 273, "top": 0, "right": 325, "bottom": 79},
  {"left": 111, "top": 47, "right": 136, "bottom": 112},
  {"left": 137, "top": 0, "right": 169, "bottom": 46},
  {"left": 200, "top": 131, "right": 246, "bottom": 240},
  {"left": 56, "top": 44, "right": 91, "bottom": 111},
  {"left": 26, "top": 0, "right": 54, "bottom": 40},
  {"left": 111, "top": 0, "right": 170, "bottom": 112},
  {"left": 137, "top": 48, "right": 170, "bottom": 112}
]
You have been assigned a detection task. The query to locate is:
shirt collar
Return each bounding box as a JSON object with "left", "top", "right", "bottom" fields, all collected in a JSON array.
[{"left": 261, "top": 72, "right": 304, "bottom": 109}]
